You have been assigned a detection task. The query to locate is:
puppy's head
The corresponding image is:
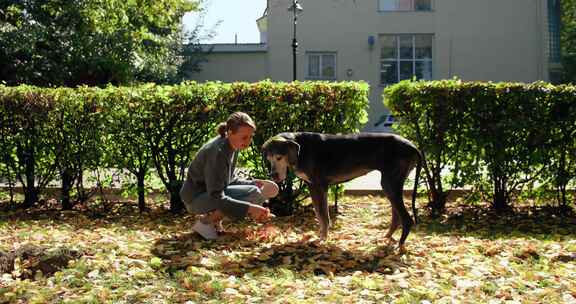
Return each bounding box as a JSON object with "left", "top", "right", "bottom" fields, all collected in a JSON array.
[{"left": 262, "top": 135, "right": 300, "bottom": 183}]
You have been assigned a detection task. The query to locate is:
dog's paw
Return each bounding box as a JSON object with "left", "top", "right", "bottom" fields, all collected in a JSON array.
[
  {"left": 384, "top": 236, "right": 397, "bottom": 245},
  {"left": 398, "top": 245, "right": 408, "bottom": 255}
]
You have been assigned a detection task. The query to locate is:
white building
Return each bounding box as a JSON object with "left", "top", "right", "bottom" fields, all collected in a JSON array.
[{"left": 190, "top": 0, "right": 562, "bottom": 131}]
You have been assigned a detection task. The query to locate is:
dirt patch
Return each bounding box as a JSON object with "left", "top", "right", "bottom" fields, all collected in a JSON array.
[{"left": 0, "top": 245, "right": 83, "bottom": 280}]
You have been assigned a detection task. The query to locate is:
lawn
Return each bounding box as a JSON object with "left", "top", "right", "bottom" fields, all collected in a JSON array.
[{"left": 0, "top": 195, "right": 575, "bottom": 303}]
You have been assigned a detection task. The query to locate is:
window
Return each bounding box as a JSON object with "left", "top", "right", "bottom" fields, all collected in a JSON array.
[
  {"left": 548, "top": 0, "right": 561, "bottom": 63},
  {"left": 379, "top": 0, "right": 431, "bottom": 11},
  {"left": 379, "top": 34, "right": 433, "bottom": 85},
  {"left": 307, "top": 52, "right": 336, "bottom": 80}
]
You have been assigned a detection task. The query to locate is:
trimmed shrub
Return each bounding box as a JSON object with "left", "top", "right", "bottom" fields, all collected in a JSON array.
[
  {"left": 385, "top": 80, "right": 576, "bottom": 214},
  {"left": 0, "top": 81, "right": 369, "bottom": 213}
]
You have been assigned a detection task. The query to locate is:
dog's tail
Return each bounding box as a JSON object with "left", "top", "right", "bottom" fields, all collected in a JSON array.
[{"left": 411, "top": 152, "right": 423, "bottom": 225}]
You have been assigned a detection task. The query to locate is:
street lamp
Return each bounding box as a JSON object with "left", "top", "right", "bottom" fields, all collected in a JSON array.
[{"left": 289, "top": 0, "right": 303, "bottom": 81}]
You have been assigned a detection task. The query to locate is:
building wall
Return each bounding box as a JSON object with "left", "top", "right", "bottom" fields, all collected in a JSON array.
[
  {"left": 433, "top": 0, "right": 547, "bottom": 82},
  {"left": 190, "top": 51, "right": 269, "bottom": 83},
  {"left": 266, "top": 0, "right": 549, "bottom": 131},
  {"left": 191, "top": 0, "right": 549, "bottom": 131}
]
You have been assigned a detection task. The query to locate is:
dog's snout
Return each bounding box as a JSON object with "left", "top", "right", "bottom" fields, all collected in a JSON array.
[{"left": 270, "top": 172, "right": 279, "bottom": 181}]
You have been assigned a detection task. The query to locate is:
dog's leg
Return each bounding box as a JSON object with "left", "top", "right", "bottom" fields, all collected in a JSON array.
[
  {"left": 310, "top": 183, "right": 330, "bottom": 240},
  {"left": 384, "top": 208, "right": 400, "bottom": 244},
  {"left": 389, "top": 190, "right": 413, "bottom": 253},
  {"left": 381, "top": 172, "right": 413, "bottom": 253}
]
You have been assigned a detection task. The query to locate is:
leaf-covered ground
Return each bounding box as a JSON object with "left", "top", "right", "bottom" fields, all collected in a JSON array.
[{"left": 0, "top": 195, "right": 575, "bottom": 303}]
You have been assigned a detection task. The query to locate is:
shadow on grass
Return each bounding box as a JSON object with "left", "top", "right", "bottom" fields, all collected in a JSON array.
[
  {"left": 0, "top": 199, "right": 188, "bottom": 232},
  {"left": 150, "top": 229, "right": 405, "bottom": 277},
  {"left": 220, "top": 240, "right": 404, "bottom": 276},
  {"left": 416, "top": 203, "right": 576, "bottom": 240}
]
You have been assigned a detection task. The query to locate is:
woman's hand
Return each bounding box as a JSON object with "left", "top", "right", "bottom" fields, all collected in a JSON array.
[
  {"left": 254, "top": 180, "right": 264, "bottom": 189},
  {"left": 247, "top": 205, "right": 274, "bottom": 222}
]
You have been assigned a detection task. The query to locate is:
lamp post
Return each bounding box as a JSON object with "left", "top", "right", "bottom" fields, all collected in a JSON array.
[{"left": 289, "top": 0, "right": 303, "bottom": 81}]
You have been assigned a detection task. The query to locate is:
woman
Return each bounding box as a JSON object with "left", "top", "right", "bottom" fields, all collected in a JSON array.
[{"left": 180, "top": 112, "right": 279, "bottom": 240}]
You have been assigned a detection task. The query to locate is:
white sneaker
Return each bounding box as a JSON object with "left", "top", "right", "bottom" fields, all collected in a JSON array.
[
  {"left": 257, "top": 180, "right": 280, "bottom": 199},
  {"left": 192, "top": 220, "right": 218, "bottom": 240},
  {"left": 215, "top": 220, "right": 225, "bottom": 233}
]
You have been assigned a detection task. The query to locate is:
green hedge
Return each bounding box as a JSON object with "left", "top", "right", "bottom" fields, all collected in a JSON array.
[
  {"left": 384, "top": 80, "right": 576, "bottom": 214},
  {"left": 0, "top": 85, "right": 58, "bottom": 209},
  {"left": 219, "top": 81, "right": 369, "bottom": 214},
  {"left": 0, "top": 81, "right": 369, "bottom": 212}
]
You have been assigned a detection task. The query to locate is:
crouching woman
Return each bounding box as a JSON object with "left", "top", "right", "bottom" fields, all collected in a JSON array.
[{"left": 180, "top": 112, "right": 279, "bottom": 240}]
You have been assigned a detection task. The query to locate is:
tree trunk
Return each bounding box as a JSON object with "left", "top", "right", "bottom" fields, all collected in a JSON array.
[
  {"left": 137, "top": 171, "right": 147, "bottom": 213},
  {"left": 426, "top": 166, "right": 447, "bottom": 217},
  {"left": 21, "top": 188, "right": 38, "bottom": 209},
  {"left": 168, "top": 179, "right": 184, "bottom": 213},
  {"left": 558, "top": 184, "right": 567, "bottom": 209},
  {"left": 493, "top": 192, "right": 508, "bottom": 211},
  {"left": 8, "top": 180, "right": 15, "bottom": 205},
  {"left": 60, "top": 168, "right": 74, "bottom": 210},
  {"left": 493, "top": 179, "right": 509, "bottom": 212},
  {"left": 77, "top": 169, "right": 85, "bottom": 202},
  {"left": 429, "top": 190, "right": 447, "bottom": 217},
  {"left": 20, "top": 150, "right": 37, "bottom": 209},
  {"left": 557, "top": 150, "right": 568, "bottom": 208}
]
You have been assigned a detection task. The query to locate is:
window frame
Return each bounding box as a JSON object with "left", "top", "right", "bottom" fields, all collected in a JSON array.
[
  {"left": 306, "top": 51, "right": 337, "bottom": 80},
  {"left": 378, "top": 0, "right": 433, "bottom": 12},
  {"left": 379, "top": 34, "right": 434, "bottom": 86}
]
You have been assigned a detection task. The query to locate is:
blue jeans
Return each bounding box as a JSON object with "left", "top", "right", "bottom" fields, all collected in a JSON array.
[{"left": 183, "top": 185, "right": 265, "bottom": 220}]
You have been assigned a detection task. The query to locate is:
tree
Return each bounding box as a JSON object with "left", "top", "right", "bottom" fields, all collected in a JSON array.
[
  {"left": 106, "top": 86, "right": 155, "bottom": 213},
  {"left": 0, "top": 0, "right": 199, "bottom": 87},
  {"left": 0, "top": 86, "right": 58, "bottom": 209},
  {"left": 135, "top": 14, "right": 217, "bottom": 84}
]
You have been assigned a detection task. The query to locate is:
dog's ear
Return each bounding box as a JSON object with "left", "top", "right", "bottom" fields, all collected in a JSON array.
[
  {"left": 262, "top": 136, "right": 299, "bottom": 166},
  {"left": 262, "top": 136, "right": 284, "bottom": 155},
  {"left": 285, "top": 140, "right": 300, "bottom": 167}
]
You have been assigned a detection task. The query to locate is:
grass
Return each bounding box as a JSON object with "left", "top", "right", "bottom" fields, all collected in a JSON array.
[{"left": 0, "top": 195, "right": 575, "bottom": 303}]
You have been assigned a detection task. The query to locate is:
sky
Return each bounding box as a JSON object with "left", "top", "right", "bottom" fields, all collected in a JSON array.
[{"left": 182, "top": 0, "right": 268, "bottom": 44}]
